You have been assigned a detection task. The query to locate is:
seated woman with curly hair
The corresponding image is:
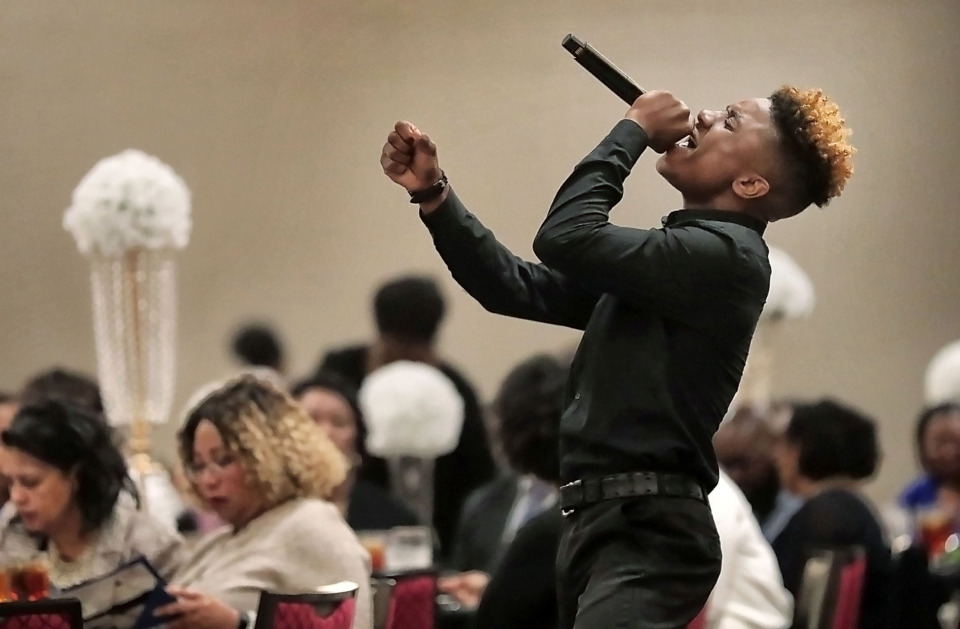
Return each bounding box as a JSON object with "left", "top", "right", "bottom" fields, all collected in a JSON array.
[
  {"left": 158, "top": 373, "right": 372, "bottom": 629},
  {"left": 0, "top": 399, "right": 185, "bottom": 604}
]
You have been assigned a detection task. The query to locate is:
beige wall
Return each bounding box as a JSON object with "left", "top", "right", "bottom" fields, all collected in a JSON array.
[{"left": 1, "top": 0, "right": 958, "bottom": 501}]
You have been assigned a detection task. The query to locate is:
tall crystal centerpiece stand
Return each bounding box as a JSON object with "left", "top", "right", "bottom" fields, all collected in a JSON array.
[{"left": 63, "top": 149, "right": 192, "bottom": 525}]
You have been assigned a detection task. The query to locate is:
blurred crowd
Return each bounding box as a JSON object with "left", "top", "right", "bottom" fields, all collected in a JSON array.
[{"left": 0, "top": 273, "right": 956, "bottom": 629}]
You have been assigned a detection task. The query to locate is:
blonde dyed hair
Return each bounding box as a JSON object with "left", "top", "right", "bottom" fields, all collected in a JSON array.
[
  {"left": 177, "top": 373, "right": 347, "bottom": 508},
  {"left": 770, "top": 86, "right": 855, "bottom": 208}
]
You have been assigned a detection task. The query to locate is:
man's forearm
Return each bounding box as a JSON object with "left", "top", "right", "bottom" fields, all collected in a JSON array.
[
  {"left": 533, "top": 120, "right": 648, "bottom": 271},
  {"left": 421, "top": 188, "right": 598, "bottom": 329}
]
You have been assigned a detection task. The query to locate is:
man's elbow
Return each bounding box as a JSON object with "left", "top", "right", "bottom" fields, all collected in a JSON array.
[{"left": 532, "top": 229, "right": 565, "bottom": 267}]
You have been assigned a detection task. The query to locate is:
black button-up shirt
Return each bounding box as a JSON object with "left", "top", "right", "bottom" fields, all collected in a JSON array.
[{"left": 422, "top": 120, "right": 770, "bottom": 489}]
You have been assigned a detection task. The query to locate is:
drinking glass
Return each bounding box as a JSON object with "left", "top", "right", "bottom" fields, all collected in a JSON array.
[
  {"left": 384, "top": 526, "right": 433, "bottom": 571},
  {"left": 917, "top": 505, "right": 955, "bottom": 558},
  {"left": 357, "top": 531, "right": 388, "bottom": 573},
  {"left": 0, "top": 567, "right": 14, "bottom": 602}
]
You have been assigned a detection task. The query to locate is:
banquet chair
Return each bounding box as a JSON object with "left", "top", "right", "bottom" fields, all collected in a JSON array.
[
  {"left": 373, "top": 569, "right": 437, "bottom": 629},
  {"left": 793, "top": 546, "right": 866, "bottom": 629},
  {"left": 0, "top": 598, "right": 83, "bottom": 629},
  {"left": 253, "top": 581, "right": 359, "bottom": 629},
  {"left": 371, "top": 577, "right": 396, "bottom": 629}
]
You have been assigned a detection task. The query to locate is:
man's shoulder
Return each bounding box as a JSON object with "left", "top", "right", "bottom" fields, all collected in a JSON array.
[
  {"left": 462, "top": 475, "right": 521, "bottom": 516},
  {"left": 437, "top": 360, "right": 480, "bottom": 400},
  {"left": 317, "top": 344, "right": 369, "bottom": 384},
  {"left": 322, "top": 344, "right": 368, "bottom": 364}
]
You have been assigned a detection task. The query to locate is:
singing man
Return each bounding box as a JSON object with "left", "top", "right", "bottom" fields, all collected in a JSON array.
[{"left": 379, "top": 86, "right": 854, "bottom": 628}]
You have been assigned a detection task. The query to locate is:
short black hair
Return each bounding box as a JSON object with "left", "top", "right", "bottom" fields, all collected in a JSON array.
[
  {"left": 20, "top": 367, "right": 103, "bottom": 414},
  {"left": 290, "top": 371, "right": 367, "bottom": 457},
  {"left": 373, "top": 276, "right": 445, "bottom": 344},
  {"left": 914, "top": 402, "right": 960, "bottom": 469},
  {"left": 495, "top": 354, "right": 568, "bottom": 483},
  {"left": 785, "top": 398, "right": 878, "bottom": 481},
  {"left": 231, "top": 323, "right": 284, "bottom": 370},
  {"left": 1, "top": 399, "right": 135, "bottom": 533}
]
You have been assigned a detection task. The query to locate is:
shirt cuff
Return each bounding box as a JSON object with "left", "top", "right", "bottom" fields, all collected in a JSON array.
[
  {"left": 607, "top": 119, "right": 650, "bottom": 160},
  {"left": 419, "top": 188, "right": 464, "bottom": 232}
]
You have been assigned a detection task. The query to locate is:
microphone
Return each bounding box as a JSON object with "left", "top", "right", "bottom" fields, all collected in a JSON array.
[{"left": 561, "top": 34, "right": 645, "bottom": 105}]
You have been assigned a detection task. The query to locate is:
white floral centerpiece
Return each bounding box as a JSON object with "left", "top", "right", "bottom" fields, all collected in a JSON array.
[
  {"left": 761, "top": 248, "right": 815, "bottom": 321},
  {"left": 63, "top": 149, "right": 191, "bottom": 523},
  {"left": 732, "top": 247, "right": 815, "bottom": 410},
  {"left": 359, "top": 360, "right": 465, "bottom": 531},
  {"left": 926, "top": 341, "right": 960, "bottom": 406},
  {"left": 64, "top": 149, "right": 191, "bottom": 257},
  {"left": 359, "top": 361, "right": 464, "bottom": 458}
]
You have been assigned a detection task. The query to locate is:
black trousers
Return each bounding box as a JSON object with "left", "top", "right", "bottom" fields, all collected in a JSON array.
[{"left": 556, "top": 494, "right": 722, "bottom": 629}]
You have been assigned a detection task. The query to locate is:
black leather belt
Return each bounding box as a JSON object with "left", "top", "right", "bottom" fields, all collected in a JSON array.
[{"left": 559, "top": 471, "right": 707, "bottom": 516}]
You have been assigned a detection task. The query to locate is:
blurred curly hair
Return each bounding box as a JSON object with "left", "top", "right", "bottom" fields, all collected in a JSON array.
[
  {"left": 177, "top": 374, "right": 347, "bottom": 508},
  {"left": 770, "top": 86, "right": 855, "bottom": 209}
]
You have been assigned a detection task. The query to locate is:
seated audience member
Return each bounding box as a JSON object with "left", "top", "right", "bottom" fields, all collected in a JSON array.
[
  {"left": 0, "top": 391, "right": 18, "bottom": 506},
  {"left": 18, "top": 366, "right": 187, "bottom": 533},
  {"left": 316, "top": 274, "right": 496, "bottom": 557},
  {"left": 714, "top": 402, "right": 802, "bottom": 543},
  {"left": 707, "top": 470, "right": 793, "bottom": 629},
  {"left": 291, "top": 372, "right": 418, "bottom": 531},
  {"left": 450, "top": 354, "right": 564, "bottom": 574},
  {"left": 899, "top": 402, "right": 960, "bottom": 516},
  {"left": 162, "top": 374, "right": 371, "bottom": 629},
  {"left": 772, "top": 399, "right": 890, "bottom": 629},
  {"left": 230, "top": 323, "right": 286, "bottom": 376},
  {"left": 0, "top": 400, "right": 185, "bottom": 591},
  {"left": 441, "top": 353, "right": 567, "bottom": 629}
]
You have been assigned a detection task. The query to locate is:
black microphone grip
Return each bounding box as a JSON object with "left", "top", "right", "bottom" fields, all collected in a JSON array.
[{"left": 562, "top": 34, "right": 645, "bottom": 105}]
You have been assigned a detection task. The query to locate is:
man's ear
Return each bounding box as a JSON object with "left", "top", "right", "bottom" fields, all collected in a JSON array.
[{"left": 732, "top": 173, "right": 770, "bottom": 200}]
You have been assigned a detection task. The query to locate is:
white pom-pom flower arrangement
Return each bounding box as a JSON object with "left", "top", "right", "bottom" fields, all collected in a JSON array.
[
  {"left": 359, "top": 361, "right": 465, "bottom": 459},
  {"left": 63, "top": 149, "right": 192, "bottom": 256},
  {"left": 926, "top": 341, "right": 960, "bottom": 406},
  {"left": 762, "top": 247, "right": 815, "bottom": 320}
]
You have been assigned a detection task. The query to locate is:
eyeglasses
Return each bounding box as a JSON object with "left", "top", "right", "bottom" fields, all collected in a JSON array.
[{"left": 185, "top": 453, "right": 239, "bottom": 481}]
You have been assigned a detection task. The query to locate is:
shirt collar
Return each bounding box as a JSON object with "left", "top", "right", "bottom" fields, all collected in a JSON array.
[{"left": 661, "top": 209, "right": 767, "bottom": 236}]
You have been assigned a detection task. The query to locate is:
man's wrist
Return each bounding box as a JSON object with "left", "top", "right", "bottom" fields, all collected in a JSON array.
[
  {"left": 408, "top": 170, "right": 448, "bottom": 204},
  {"left": 418, "top": 186, "right": 450, "bottom": 215}
]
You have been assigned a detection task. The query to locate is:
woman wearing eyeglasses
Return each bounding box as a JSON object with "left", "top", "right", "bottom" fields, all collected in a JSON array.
[{"left": 159, "top": 373, "right": 372, "bottom": 629}]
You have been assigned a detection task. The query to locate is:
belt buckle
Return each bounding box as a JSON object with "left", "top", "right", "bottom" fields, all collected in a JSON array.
[{"left": 561, "top": 479, "right": 582, "bottom": 517}]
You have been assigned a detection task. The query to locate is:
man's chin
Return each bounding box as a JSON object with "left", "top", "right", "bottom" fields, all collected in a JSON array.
[{"left": 655, "top": 159, "right": 682, "bottom": 192}]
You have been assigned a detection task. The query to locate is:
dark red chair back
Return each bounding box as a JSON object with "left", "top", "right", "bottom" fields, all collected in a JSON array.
[
  {"left": 253, "top": 582, "right": 358, "bottom": 629},
  {"left": 377, "top": 570, "right": 436, "bottom": 629},
  {"left": 794, "top": 546, "right": 867, "bottom": 629},
  {"left": 831, "top": 554, "right": 866, "bottom": 629},
  {"left": 0, "top": 599, "right": 83, "bottom": 629}
]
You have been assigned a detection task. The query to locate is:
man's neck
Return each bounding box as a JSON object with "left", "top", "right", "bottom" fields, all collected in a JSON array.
[
  {"left": 681, "top": 196, "right": 769, "bottom": 223},
  {"left": 368, "top": 337, "right": 439, "bottom": 373}
]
